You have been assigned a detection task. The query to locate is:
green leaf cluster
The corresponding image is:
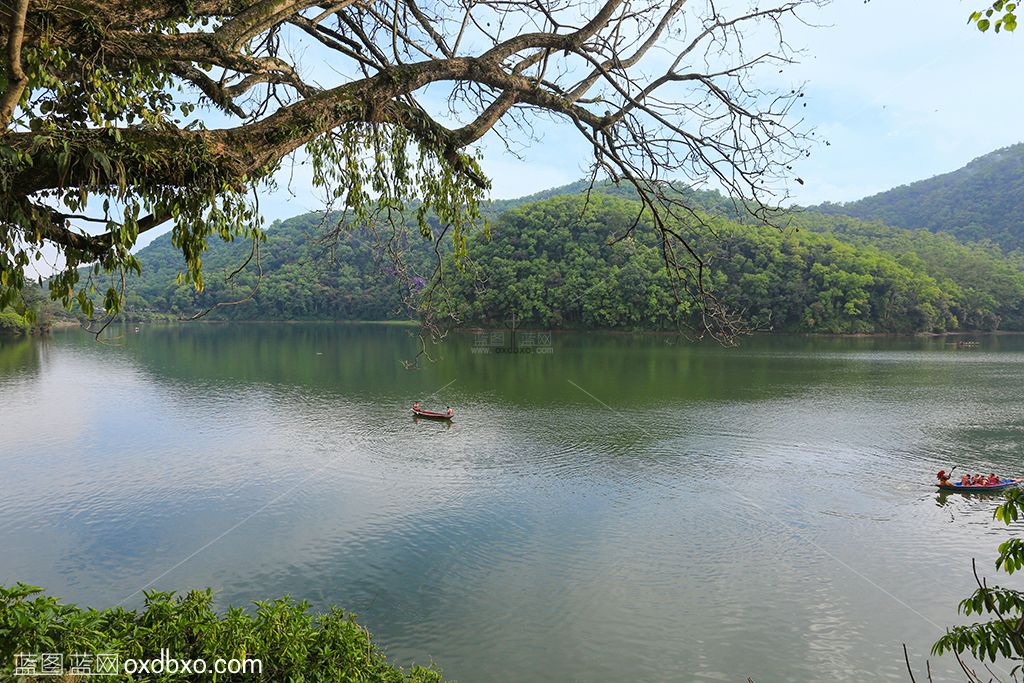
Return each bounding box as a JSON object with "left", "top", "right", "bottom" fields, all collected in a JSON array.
[{"left": 970, "top": 2, "right": 1018, "bottom": 32}]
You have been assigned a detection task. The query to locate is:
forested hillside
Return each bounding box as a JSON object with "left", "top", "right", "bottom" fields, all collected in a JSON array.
[
  {"left": 120, "top": 189, "right": 1024, "bottom": 334},
  {"left": 813, "top": 143, "right": 1024, "bottom": 250},
  {"left": 443, "top": 195, "right": 1024, "bottom": 333},
  {"left": 122, "top": 212, "right": 430, "bottom": 321}
]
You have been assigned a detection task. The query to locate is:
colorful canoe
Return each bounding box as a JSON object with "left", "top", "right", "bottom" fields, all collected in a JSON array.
[
  {"left": 412, "top": 407, "right": 453, "bottom": 420},
  {"left": 937, "top": 478, "right": 1022, "bottom": 493}
]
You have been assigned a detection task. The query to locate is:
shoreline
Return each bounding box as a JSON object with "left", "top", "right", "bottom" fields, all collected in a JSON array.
[{"left": 54, "top": 317, "right": 1022, "bottom": 338}]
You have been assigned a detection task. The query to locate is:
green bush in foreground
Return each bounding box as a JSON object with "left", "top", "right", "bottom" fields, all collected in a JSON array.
[{"left": 0, "top": 584, "right": 446, "bottom": 682}]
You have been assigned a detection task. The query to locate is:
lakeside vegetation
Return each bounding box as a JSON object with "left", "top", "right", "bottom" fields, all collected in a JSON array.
[
  {"left": 115, "top": 183, "right": 1024, "bottom": 335},
  {"left": 929, "top": 488, "right": 1024, "bottom": 678},
  {"left": 444, "top": 194, "right": 1024, "bottom": 334},
  {"left": 0, "top": 584, "right": 445, "bottom": 682},
  {"left": 0, "top": 309, "right": 29, "bottom": 337},
  {"left": 0, "top": 287, "right": 65, "bottom": 337}
]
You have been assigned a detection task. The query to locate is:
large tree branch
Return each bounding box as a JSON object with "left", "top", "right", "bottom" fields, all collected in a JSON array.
[
  {"left": 215, "top": 0, "right": 326, "bottom": 51},
  {"left": 4, "top": 45, "right": 645, "bottom": 206},
  {"left": 0, "top": 0, "right": 815, "bottom": 343},
  {"left": 168, "top": 64, "right": 249, "bottom": 117},
  {"left": 0, "top": 0, "right": 29, "bottom": 130},
  {"left": 76, "top": 0, "right": 252, "bottom": 27}
]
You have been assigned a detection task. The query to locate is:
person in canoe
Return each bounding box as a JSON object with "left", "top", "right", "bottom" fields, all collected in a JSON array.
[
  {"left": 413, "top": 401, "right": 421, "bottom": 411},
  {"left": 987, "top": 473, "right": 1000, "bottom": 485},
  {"left": 446, "top": 406, "right": 454, "bottom": 417},
  {"left": 937, "top": 470, "right": 951, "bottom": 486},
  {"left": 960, "top": 473, "right": 973, "bottom": 486}
]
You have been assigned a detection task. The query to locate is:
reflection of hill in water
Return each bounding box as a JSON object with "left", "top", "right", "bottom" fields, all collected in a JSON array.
[
  {"left": 0, "top": 336, "right": 40, "bottom": 376},
  {"left": 73, "top": 323, "right": 1024, "bottom": 406}
]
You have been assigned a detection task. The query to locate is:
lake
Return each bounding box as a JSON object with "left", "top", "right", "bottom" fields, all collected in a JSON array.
[{"left": 2, "top": 323, "right": 1023, "bottom": 681}]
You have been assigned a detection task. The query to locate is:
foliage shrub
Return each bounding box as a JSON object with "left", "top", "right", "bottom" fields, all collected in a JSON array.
[{"left": 0, "top": 584, "right": 446, "bottom": 682}]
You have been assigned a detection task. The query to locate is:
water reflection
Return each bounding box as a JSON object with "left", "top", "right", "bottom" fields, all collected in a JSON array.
[
  {"left": 3, "top": 325, "right": 1024, "bottom": 682},
  {"left": 0, "top": 335, "right": 39, "bottom": 375}
]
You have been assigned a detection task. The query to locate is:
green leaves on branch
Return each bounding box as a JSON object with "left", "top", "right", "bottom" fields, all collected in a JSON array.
[
  {"left": 0, "top": 20, "right": 260, "bottom": 326},
  {"left": 1, "top": 7, "right": 488, "bottom": 331},
  {"left": 305, "top": 119, "right": 485, "bottom": 261},
  {"left": 969, "top": 2, "right": 1018, "bottom": 32},
  {"left": 931, "top": 487, "right": 1024, "bottom": 669},
  {"left": 996, "top": 539, "right": 1024, "bottom": 574},
  {"left": 995, "top": 488, "right": 1024, "bottom": 525},
  {"left": 0, "top": 126, "right": 261, "bottom": 323}
]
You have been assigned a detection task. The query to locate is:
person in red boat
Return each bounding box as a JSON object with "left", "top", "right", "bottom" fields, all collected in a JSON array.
[
  {"left": 413, "top": 402, "right": 421, "bottom": 411},
  {"left": 446, "top": 406, "right": 454, "bottom": 417},
  {"left": 937, "top": 470, "right": 951, "bottom": 486}
]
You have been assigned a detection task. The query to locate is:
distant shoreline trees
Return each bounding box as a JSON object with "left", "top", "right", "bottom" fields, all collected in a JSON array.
[{"left": 120, "top": 192, "right": 1024, "bottom": 335}]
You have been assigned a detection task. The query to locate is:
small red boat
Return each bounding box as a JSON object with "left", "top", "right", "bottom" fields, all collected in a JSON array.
[{"left": 411, "top": 406, "right": 454, "bottom": 420}]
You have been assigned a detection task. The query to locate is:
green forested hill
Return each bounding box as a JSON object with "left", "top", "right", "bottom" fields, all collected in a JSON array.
[
  {"left": 123, "top": 212, "right": 438, "bottom": 321},
  {"left": 813, "top": 143, "right": 1024, "bottom": 250},
  {"left": 444, "top": 195, "right": 1024, "bottom": 333},
  {"left": 120, "top": 189, "right": 1024, "bottom": 334}
]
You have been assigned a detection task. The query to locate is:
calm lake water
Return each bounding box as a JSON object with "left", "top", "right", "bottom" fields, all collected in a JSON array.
[{"left": 3, "top": 324, "right": 1024, "bottom": 681}]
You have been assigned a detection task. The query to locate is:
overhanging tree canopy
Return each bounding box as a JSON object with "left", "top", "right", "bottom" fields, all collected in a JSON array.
[{"left": 0, "top": 0, "right": 817, "bottom": 340}]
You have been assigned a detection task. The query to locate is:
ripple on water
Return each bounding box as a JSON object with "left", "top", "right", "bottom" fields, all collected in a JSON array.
[{"left": 5, "top": 328, "right": 1024, "bottom": 683}]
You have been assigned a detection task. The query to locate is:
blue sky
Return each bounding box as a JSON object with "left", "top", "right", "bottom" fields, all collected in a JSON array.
[
  {"left": 146, "top": 1, "right": 1024, "bottom": 242},
  {"left": 779, "top": 0, "right": 1023, "bottom": 206}
]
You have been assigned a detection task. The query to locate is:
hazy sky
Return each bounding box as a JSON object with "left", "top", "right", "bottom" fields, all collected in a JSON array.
[
  {"left": 137, "top": 1, "right": 1024, "bottom": 245},
  {"left": 779, "top": 0, "right": 1022, "bottom": 205}
]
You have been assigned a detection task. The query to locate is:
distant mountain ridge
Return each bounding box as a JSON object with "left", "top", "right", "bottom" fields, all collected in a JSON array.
[
  {"left": 483, "top": 178, "right": 734, "bottom": 217},
  {"left": 813, "top": 143, "right": 1024, "bottom": 250}
]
